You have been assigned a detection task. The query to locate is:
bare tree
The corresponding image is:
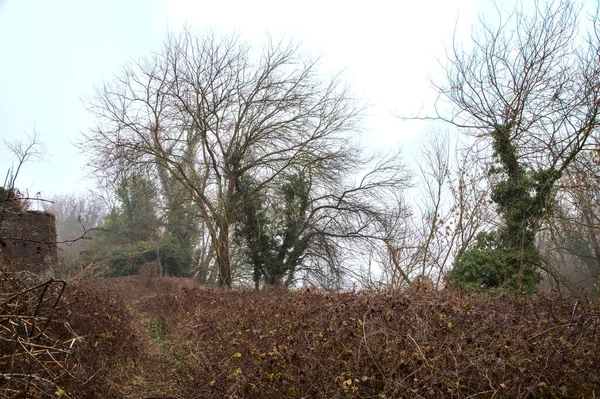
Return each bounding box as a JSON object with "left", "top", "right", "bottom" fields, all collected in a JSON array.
[
  {"left": 1, "top": 132, "right": 44, "bottom": 212},
  {"left": 39, "top": 193, "right": 105, "bottom": 276},
  {"left": 447, "top": 146, "right": 495, "bottom": 271},
  {"left": 414, "top": 135, "right": 493, "bottom": 286},
  {"left": 379, "top": 134, "right": 491, "bottom": 289},
  {"left": 380, "top": 193, "right": 415, "bottom": 289},
  {"left": 273, "top": 152, "right": 410, "bottom": 288},
  {"left": 437, "top": 0, "right": 600, "bottom": 171},
  {"left": 541, "top": 144, "right": 600, "bottom": 297},
  {"left": 431, "top": 0, "right": 600, "bottom": 290},
  {"left": 43, "top": 193, "right": 105, "bottom": 245},
  {"left": 81, "top": 30, "right": 364, "bottom": 288}
]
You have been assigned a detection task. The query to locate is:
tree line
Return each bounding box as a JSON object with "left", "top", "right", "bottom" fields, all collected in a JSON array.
[{"left": 30, "top": 0, "right": 600, "bottom": 295}]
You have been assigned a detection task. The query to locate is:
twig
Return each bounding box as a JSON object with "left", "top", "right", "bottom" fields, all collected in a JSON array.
[{"left": 407, "top": 333, "right": 433, "bottom": 372}]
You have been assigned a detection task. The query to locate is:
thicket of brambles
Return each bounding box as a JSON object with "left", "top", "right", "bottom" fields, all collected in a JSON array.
[
  {"left": 2, "top": 272, "right": 599, "bottom": 398},
  {"left": 0, "top": 263, "right": 138, "bottom": 398}
]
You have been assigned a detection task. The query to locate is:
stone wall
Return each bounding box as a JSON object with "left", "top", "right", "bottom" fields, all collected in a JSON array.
[{"left": 0, "top": 211, "right": 58, "bottom": 273}]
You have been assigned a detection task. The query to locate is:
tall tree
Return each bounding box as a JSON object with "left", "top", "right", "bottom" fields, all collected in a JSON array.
[
  {"left": 233, "top": 174, "right": 276, "bottom": 288},
  {"left": 234, "top": 170, "right": 314, "bottom": 288},
  {"left": 102, "top": 173, "right": 160, "bottom": 245},
  {"left": 81, "top": 30, "right": 365, "bottom": 287},
  {"left": 435, "top": 0, "right": 600, "bottom": 291}
]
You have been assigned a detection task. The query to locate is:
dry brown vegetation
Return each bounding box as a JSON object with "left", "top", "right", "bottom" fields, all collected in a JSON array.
[
  {"left": 0, "top": 264, "right": 139, "bottom": 398},
  {"left": 2, "top": 273, "right": 599, "bottom": 398}
]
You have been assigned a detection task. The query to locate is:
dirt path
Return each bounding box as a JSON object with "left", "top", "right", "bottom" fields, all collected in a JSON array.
[
  {"left": 87, "top": 276, "right": 200, "bottom": 399},
  {"left": 118, "top": 302, "right": 176, "bottom": 398}
]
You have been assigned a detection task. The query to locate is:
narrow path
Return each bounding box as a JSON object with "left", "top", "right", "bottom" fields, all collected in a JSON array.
[
  {"left": 120, "top": 300, "right": 178, "bottom": 398},
  {"left": 91, "top": 276, "right": 199, "bottom": 399}
]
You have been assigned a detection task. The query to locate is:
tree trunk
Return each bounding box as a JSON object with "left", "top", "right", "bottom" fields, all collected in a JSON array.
[{"left": 216, "top": 225, "right": 232, "bottom": 288}]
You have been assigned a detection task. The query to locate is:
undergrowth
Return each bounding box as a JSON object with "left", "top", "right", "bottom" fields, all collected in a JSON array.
[
  {"left": 135, "top": 284, "right": 600, "bottom": 398},
  {"left": 1, "top": 264, "right": 139, "bottom": 398},
  {"left": 2, "top": 273, "right": 599, "bottom": 398}
]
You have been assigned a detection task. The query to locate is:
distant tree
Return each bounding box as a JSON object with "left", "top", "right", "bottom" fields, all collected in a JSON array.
[
  {"left": 436, "top": 0, "right": 600, "bottom": 292},
  {"left": 43, "top": 193, "right": 105, "bottom": 246},
  {"left": 80, "top": 172, "right": 162, "bottom": 276},
  {"left": 81, "top": 30, "right": 370, "bottom": 288},
  {"left": 41, "top": 193, "right": 105, "bottom": 275},
  {"left": 542, "top": 146, "right": 600, "bottom": 297}
]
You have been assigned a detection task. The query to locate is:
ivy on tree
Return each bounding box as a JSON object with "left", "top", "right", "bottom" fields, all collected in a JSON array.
[{"left": 437, "top": 1, "right": 600, "bottom": 292}]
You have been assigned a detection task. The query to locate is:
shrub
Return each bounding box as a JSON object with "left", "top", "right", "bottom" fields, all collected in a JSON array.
[{"left": 449, "top": 232, "right": 541, "bottom": 293}]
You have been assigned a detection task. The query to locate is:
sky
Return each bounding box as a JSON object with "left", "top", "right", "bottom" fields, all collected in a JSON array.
[{"left": 0, "top": 0, "right": 486, "bottom": 201}]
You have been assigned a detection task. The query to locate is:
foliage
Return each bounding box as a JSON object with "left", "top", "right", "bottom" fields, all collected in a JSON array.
[
  {"left": 160, "top": 235, "right": 196, "bottom": 277},
  {"left": 157, "top": 164, "right": 201, "bottom": 277},
  {"left": 448, "top": 232, "right": 542, "bottom": 292},
  {"left": 81, "top": 238, "right": 195, "bottom": 278},
  {"left": 272, "top": 171, "right": 312, "bottom": 284},
  {"left": 79, "top": 172, "right": 200, "bottom": 278},
  {"left": 162, "top": 208, "right": 197, "bottom": 276},
  {"left": 84, "top": 241, "right": 157, "bottom": 277},
  {"left": 234, "top": 171, "right": 313, "bottom": 287},
  {"left": 451, "top": 123, "right": 550, "bottom": 293},
  {"left": 233, "top": 175, "right": 276, "bottom": 287},
  {"left": 101, "top": 173, "right": 160, "bottom": 245}
]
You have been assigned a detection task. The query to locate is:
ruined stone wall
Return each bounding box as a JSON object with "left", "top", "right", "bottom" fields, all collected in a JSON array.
[{"left": 0, "top": 211, "right": 58, "bottom": 273}]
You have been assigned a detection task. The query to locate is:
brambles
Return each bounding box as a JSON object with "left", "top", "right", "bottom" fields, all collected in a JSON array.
[
  {"left": 3, "top": 270, "right": 599, "bottom": 398},
  {"left": 0, "top": 258, "right": 70, "bottom": 398},
  {"left": 0, "top": 256, "right": 140, "bottom": 398},
  {"left": 135, "top": 285, "right": 599, "bottom": 398}
]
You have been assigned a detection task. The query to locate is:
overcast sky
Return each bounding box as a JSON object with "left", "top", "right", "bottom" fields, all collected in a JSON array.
[{"left": 0, "top": 0, "right": 486, "bottom": 200}]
